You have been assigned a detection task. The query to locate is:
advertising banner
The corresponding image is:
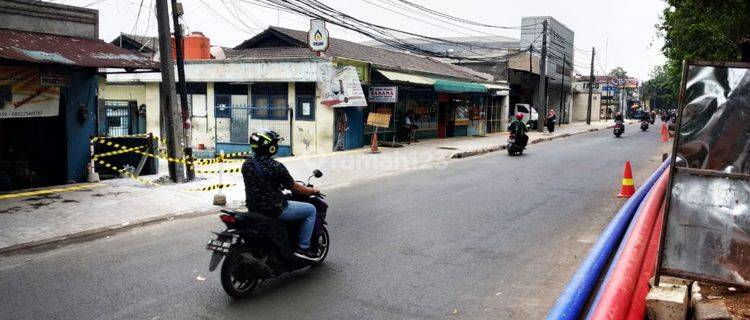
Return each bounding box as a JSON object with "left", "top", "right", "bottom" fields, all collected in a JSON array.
[
  {"left": 320, "top": 66, "right": 367, "bottom": 108},
  {"left": 0, "top": 66, "right": 60, "bottom": 118}
]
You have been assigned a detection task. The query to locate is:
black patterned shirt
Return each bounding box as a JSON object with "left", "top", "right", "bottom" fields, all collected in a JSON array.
[{"left": 241, "top": 156, "right": 295, "bottom": 216}]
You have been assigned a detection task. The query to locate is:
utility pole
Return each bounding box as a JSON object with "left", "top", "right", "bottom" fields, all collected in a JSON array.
[
  {"left": 529, "top": 44, "right": 534, "bottom": 112},
  {"left": 536, "top": 20, "right": 548, "bottom": 132},
  {"left": 155, "top": 0, "right": 185, "bottom": 183},
  {"left": 170, "top": 0, "right": 194, "bottom": 181},
  {"left": 586, "top": 47, "right": 595, "bottom": 125},
  {"left": 559, "top": 53, "right": 566, "bottom": 126}
]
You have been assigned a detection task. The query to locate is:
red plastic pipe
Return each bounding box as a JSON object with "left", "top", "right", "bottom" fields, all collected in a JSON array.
[
  {"left": 625, "top": 202, "right": 665, "bottom": 320},
  {"left": 588, "top": 170, "right": 670, "bottom": 320}
]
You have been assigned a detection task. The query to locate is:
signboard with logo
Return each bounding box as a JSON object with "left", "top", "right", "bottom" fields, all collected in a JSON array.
[
  {"left": 308, "top": 19, "right": 330, "bottom": 52},
  {"left": 0, "top": 66, "right": 60, "bottom": 118},
  {"left": 368, "top": 86, "right": 397, "bottom": 103}
]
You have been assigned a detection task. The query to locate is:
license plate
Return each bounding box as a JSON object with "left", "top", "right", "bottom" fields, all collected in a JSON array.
[{"left": 206, "top": 238, "right": 232, "bottom": 253}]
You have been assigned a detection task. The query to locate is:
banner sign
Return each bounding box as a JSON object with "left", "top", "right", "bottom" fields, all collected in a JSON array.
[
  {"left": 308, "top": 19, "right": 330, "bottom": 52},
  {"left": 368, "top": 86, "right": 397, "bottom": 103},
  {"left": 658, "top": 61, "right": 750, "bottom": 288},
  {"left": 0, "top": 66, "right": 60, "bottom": 118},
  {"left": 366, "top": 112, "right": 391, "bottom": 128},
  {"left": 320, "top": 66, "right": 367, "bottom": 108}
]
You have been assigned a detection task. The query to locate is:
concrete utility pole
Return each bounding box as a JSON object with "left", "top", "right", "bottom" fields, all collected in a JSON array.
[
  {"left": 170, "top": 0, "right": 194, "bottom": 181},
  {"left": 559, "top": 53, "right": 566, "bottom": 125},
  {"left": 537, "top": 20, "right": 548, "bottom": 132},
  {"left": 155, "top": 0, "right": 185, "bottom": 183},
  {"left": 529, "top": 44, "right": 534, "bottom": 109},
  {"left": 586, "top": 47, "right": 595, "bottom": 125}
]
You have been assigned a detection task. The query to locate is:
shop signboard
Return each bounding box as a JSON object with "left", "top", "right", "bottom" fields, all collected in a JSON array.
[
  {"left": 658, "top": 61, "right": 750, "bottom": 288},
  {"left": 0, "top": 66, "right": 60, "bottom": 118},
  {"left": 366, "top": 112, "right": 391, "bottom": 128},
  {"left": 368, "top": 86, "right": 397, "bottom": 103}
]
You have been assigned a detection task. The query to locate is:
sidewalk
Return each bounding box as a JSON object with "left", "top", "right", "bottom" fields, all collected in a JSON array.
[{"left": 0, "top": 121, "right": 614, "bottom": 253}]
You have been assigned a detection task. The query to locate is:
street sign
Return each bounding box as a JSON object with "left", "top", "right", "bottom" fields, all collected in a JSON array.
[
  {"left": 308, "top": 19, "right": 329, "bottom": 52},
  {"left": 368, "top": 86, "right": 397, "bottom": 103}
]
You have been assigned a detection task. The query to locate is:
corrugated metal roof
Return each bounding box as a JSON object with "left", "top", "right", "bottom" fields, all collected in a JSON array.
[{"left": 0, "top": 28, "right": 158, "bottom": 69}]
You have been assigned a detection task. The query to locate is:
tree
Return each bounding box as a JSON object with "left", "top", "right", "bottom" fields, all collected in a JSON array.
[
  {"left": 640, "top": 65, "right": 677, "bottom": 110},
  {"left": 608, "top": 66, "right": 628, "bottom": 78},
  {"left": 653, "top": 0, "right": 750, "bottom": 106},
  {"left": 660, "top": 0, "right": 750, "bottom": 63}
]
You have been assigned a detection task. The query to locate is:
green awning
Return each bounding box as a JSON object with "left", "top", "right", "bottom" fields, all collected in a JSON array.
[{"left": 433, "top": 79, "right": 488, "bottom": 93}]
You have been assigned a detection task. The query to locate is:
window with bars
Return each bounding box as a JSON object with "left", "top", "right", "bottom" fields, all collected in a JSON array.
[{"left": 251, "top": 82, "right": 288, "bottom": 120}]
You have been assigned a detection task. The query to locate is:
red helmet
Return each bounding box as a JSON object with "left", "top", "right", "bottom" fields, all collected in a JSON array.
[{"left": 515, "top": 112, "right": 524, "bottom": 120}]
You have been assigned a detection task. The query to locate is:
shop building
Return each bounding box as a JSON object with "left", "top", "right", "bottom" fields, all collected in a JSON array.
[
  {"left": 105, "top": 27, "right": 507, "bottom": 157},
  {"left": 0, "top": 0, "right": 156, "bottom": 192}
]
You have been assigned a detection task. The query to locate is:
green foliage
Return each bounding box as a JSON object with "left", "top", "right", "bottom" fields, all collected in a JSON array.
[
  {"left": 608, "top": 66, "right": 628, "bottom": 78},
  {"left": 648, "top": 0, "right": 750, "bottom": 108},
  {"left": 640, "top": 65, "right": 678, "bottom": 109}
]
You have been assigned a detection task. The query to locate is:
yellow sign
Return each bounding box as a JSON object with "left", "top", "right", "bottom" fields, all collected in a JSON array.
[{"left": 367, "top": 112, "right": 391, "bottom": 128}]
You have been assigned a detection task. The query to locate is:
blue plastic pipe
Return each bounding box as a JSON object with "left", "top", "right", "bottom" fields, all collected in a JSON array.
[{"left": 545, "top": 159, "right": 670, "bottom": 320}]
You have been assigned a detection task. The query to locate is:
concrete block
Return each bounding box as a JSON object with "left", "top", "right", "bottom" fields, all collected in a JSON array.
[
  {"left": 694, "top": 298, "right": 731, "bottom": 320},
  {"left": 646, "top": 283, "right": 688, "bottom": 320}
]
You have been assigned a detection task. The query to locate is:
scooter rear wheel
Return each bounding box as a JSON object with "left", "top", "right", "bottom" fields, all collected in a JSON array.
[{"left": 221, "top": 246, "right": 261, "bottom": 298}]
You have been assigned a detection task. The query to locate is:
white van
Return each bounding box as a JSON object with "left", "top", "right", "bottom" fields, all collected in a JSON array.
[{"left": 513, "top": 103, "right": 539, "bottom": 127}]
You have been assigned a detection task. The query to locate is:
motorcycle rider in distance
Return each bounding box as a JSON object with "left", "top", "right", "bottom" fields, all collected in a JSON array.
[
  {"left": 509, "top": 112, "right": 529, "bottom": 148},
  {"left": 241, "top": 129, "right": 321, "bottom": 261},
  {"left": 614, "top": 111, "right": 625, "bottom": 133}
]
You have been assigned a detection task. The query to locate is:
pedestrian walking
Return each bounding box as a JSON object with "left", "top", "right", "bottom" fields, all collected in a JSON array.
[{"left": 546, "top": 108, "right": 557, "bottom": 134}]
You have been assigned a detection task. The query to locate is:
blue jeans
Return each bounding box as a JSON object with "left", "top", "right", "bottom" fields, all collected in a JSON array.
[{"left": 278, "top": 200, "right": 317, "bottom": 249}]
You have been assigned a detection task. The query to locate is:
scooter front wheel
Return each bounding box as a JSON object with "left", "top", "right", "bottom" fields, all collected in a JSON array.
[{"left": 311, "top": 226, "right": 330, "bottom": 267}]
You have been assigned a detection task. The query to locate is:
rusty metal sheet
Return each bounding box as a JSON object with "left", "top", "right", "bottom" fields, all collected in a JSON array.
[
  {"left": 660, "top": 62, "right": 750, "bottom": 288},
  {"left": 0, "top": 28, "right": 158, "bottom": 69},
  {"left": 662, "top": 173, "right": 750, "bottom": 286}
]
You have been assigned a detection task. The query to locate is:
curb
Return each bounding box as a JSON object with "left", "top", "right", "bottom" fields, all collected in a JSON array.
[
  {"left": 0, "top": 124, "right": 614, "bottom": 255},
  {"left": 0, "top": 203, "right": 242, "bottom": 256},
  {"left": 451, "top": 126, "right": 611, "bottom": 159}
]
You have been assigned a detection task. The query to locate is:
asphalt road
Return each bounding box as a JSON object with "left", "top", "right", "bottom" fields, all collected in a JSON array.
[{"left": 0, "top": 125, "right": 668, "bottom": 320}]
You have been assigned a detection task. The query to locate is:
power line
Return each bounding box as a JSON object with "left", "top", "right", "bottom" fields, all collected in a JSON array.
[
  {"left": 393, "top": 0, "right": 542, "bottom": 30},
  {"left": 246, "top": 0, "right": 537, "bottom": 61}
]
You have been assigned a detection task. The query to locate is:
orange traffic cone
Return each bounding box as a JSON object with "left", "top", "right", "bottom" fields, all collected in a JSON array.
[
  {"left": 618, "top": 161, "right": 636, "bottom": 198},
  {"left": 661, "top": 123, "right": 669, "bottom": 143},
  {"left": 367, "top": 131, "right": 380, "bottom": 154}
]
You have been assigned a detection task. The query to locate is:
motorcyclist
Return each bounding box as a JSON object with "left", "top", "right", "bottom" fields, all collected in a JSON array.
[
  {"left": 508, "top": 112, "right": 529, "bottom": 148},
  {"left": 614, "top": 111, "right": 625, "bottom": 133},
  {"left": 241, "top": 129, "right": 321, "bottom": 261}
]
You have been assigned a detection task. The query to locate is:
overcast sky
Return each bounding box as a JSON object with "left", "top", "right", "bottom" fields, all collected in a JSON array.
[{"left": 52, "top": 0, "right": 668, "bottom": 80}]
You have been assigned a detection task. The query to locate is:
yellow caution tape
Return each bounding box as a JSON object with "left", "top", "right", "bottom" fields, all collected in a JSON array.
[
  {"left": 186, "top": 183, "right": 237, "bottom": 192},
  {"left": 0, "top": 183, "right": 105, "bottom": 200},
  {"left": 92, "top": 145, "right": 146, "bottom": 159},
  {"left": 195, "top": 167, "right": 242, "bottom": 174},
  {"left": 96, "top": 159, "right": 155, "bottom": 186}
]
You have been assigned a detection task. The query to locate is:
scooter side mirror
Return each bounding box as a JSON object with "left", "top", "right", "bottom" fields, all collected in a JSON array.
[{"left": 313, "top": 169, "right": 323, "bottom": 178}]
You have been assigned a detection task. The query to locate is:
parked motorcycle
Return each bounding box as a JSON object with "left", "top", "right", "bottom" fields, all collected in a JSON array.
[
  {"left": 395, "top": 125, "right": 415, "bottom": 145},
  {"left": 614, "top": 121, "right": 624, "bottom": 137},
  {"left": 640, "top": 120, "right": 649, "bottom": 131},
  {"left": 205, "top": 169, "right": 330, "bottom": 298}
]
